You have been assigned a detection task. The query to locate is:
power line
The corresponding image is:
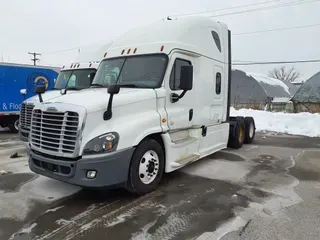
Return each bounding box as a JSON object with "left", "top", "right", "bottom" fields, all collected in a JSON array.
[
  {"left": 233, "top": 23, "right": 320, "bottom": 35},
  {"left": 210, "top": 0, "right": 320, "bottom": 18},
  {"left": 170, "top": 0, "right": 284, "bottom": 17},
  {"left": 41, "top": 0, "right": 320, "bottom": 56},
  {"left": 233, "top": 59, "right": 320, "bottom": 65},
  {"left": 28, "top": 52, "right": 41, "bottom": 66}
]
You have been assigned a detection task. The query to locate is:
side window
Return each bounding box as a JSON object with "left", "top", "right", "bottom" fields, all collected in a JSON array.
[
  {"left": 211, "top": 31, "right": 221, "bottom": 52},
  {"left": 170, "top": 58, "right": 192, "bottom": 90},
  {"left": 216, "top": 72, "right": 221, "bottom": 94}
]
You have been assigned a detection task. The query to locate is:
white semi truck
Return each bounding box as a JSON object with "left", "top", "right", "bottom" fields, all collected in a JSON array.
[
  {"left": 19, "top": 42, "right": 112, "bottom": 142},
  {"left": 27, "top": 16, "right": 256, "bottom": 194}
]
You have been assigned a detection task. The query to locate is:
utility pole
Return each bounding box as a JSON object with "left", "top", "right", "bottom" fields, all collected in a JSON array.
[{"left": 28, "top": 52, "right": 41, "bottom": 65}]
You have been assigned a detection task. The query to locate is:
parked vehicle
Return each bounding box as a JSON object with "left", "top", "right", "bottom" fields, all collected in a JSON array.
[
  {"left": 0, "top": 63, "right": 59, "bottom": 132},
  {"left": 19, "top": 42, "right": 113, "bottom": 141},
  {"left": 27, "top": 16, "right": 256, "bottom": 194}
]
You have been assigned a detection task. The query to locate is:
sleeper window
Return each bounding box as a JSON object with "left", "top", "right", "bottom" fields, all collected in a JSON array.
[
  {"left": 216, "top": 72, "right": 221, "bottom": 94},
  {"left": 170, "top": 59, "right": 192, "bottom": 90}
]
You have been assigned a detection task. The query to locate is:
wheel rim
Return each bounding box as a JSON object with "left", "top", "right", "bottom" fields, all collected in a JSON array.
[
  {"left": 139, "top": 150, "right": 159, "bottom": 184},
  {"left": 239, "top": 125, "right": 245, "bottom": 142},
  {"left": 14, "top": 120, "right": 19, "bottom": 131},
  {"left": 249, "top": 122, "right": 254, "bottom": 138}
]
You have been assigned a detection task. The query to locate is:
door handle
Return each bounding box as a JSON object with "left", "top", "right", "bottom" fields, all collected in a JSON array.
[{"left": 189, "top": 109, "right": 193, "bottom": 121}]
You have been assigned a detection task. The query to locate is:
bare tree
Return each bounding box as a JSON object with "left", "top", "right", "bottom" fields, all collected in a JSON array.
[{"left": 268, "top": 66, "right": 301, "bottom": 82}]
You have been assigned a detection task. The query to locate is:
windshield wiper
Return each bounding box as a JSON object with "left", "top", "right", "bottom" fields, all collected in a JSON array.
[
  {"left": 65, "top": 87, "right": 80, "bottom": 90},
  {"left": 119, "top": 84, "right": 139, "bottom": 88},
  {"left": 91, "top": 83, "right": 104, "bottom": 88}
]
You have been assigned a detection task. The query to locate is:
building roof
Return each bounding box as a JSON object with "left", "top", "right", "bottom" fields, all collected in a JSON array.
[
  {"left": 231, "top": 69, "right": 297, "bottom": 105},
  {"left": 292, "top": 71, "right": 320, "bottom": 103}
]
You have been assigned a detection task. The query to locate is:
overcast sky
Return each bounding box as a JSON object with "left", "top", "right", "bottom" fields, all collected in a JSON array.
[{"left": 1, "top": 0, "right": 319, "bottom": 80}]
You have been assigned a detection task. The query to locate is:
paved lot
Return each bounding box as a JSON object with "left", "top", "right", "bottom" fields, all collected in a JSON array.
[{"left": 0, "top": 128, "right": 320, "bottom": 240}]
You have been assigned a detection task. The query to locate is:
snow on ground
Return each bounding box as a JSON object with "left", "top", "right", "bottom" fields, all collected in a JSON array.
[
  {"left": 0, "top": 137, "right": 81, "bottom": 221},
  {"left": 231, "top": 107, "right": 320, "bottom": 137},
  {"left": 246, "top": 72, "right": 291, "bottom": 95}
]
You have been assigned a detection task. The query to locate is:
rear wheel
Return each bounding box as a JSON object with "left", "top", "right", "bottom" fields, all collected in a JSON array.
[
  {"left": 8, "top": 119, "right": 19, "bottom": 133},
  {"left": 126, "top": 138, "right": 165, "bottom": 195},
  {"left": 228, "top": 117, "right": 246, "bottom": 149},
  {"left": 244, "top": 117, "right": 255, "bottom": 144}
]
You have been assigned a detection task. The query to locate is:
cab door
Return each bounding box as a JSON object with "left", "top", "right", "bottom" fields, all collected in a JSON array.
[{"left": 164, "top": 53, "right": 195, "bottom": 131}]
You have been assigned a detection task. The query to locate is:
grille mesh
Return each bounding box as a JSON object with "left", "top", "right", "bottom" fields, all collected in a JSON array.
[
  {"left": 31, "top": 109, "right": 79, "bottom": 154},
  {"left": 20, "top": 103, "right": 34, "bottom": 130}
]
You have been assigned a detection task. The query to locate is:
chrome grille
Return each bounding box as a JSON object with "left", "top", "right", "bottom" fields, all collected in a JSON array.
[
  {"left": 30, "top": 109, "right": 79, "bottom": 154},
  {"left": 20, "top": 103, "right": 34, "bottom": 130}
]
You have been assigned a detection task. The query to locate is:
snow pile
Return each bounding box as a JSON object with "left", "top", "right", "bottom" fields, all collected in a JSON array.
[
  {"left": 246, "top": 72, "right": 291, "bottom": 95},
  {"left": 231, "top": 107, "right": 320, "bottom": 137}
]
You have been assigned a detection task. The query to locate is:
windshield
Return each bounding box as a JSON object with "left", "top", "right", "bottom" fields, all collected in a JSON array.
[
  {"left": 92, "top": 54, "right": 168, "bottom": 88},
  {"left": 54, "top": 69, "right": 96, "bottom": 90}
]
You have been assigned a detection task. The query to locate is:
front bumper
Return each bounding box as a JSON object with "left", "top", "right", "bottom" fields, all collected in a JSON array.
[
  {"left": 27, "top": 146, "right": 135, "bottom": 188},
  {"left": 19, "top": 127, "right": 29, "bottom": 142}
]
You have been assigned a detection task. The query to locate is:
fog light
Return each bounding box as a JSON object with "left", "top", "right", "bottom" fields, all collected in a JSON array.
[{"left": 86, "top": 170, "right": 97, "bottom": 179}]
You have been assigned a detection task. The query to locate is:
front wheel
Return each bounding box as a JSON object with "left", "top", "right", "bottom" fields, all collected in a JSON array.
[{"left": 126, "top": 138, "right": 165, "bottom": 195}]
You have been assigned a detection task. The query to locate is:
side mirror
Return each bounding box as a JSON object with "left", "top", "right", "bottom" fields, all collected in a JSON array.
[
  {"left": 170, "top": 65, "right": 193, "bottom": 103},
  {"left": 107, "top": 84, "right": 120, "bottom": 95},
  {"left": 20, "top": 89, "right": 27, "bottom": 95},
  {"left": 104, "top": 85, "right": 121, "bottom": 120},
  {"left": 35, "top": 85, "right": 46, "bottom": 94},
  {"left": 179, "top": 65, "right": 193, "bottom": 91},
  {"left": 20, "top": 89, "right": 27, "bottom": 100},
  {"left": 35, "top": 85, "right": 46, "bottom": 103}
]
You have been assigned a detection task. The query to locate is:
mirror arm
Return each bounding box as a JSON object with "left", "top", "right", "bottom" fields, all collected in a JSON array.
[
  {"left": 38, "top": 93, "right": 43, "bottom": 103},
  {"left": 103, "top": 94, "right": 114, "bottom": 120},
  {"left": 170, "top": 90, "right": 187, "bottom": 103}
]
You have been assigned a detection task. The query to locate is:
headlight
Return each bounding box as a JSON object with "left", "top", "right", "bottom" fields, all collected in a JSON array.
[{"left": 83, "top": 132, "right": 119, "bottom": 155}]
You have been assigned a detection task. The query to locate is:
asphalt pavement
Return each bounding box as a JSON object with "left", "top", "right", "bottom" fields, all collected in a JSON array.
[{"left": 0, "top": 128, "right": 319, "bottom": 240}]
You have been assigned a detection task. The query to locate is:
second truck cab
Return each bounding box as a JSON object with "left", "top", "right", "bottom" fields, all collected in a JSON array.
[
  {"left": 27, "top": 16, "right": 256, "bottom": 194},
  {"left": 19, "top": 61, "right": 99, "bottom": 141},
  {"left": 19, "top": 42, "right": 113, "bottom": 142}
]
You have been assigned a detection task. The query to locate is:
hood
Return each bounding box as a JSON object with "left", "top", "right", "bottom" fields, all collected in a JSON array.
[
  {"left": 43, "top": 88, "right": 157, "bottom": 113},
  {"left": 24, "top": 90, "right": 65, "bottom": 105}
]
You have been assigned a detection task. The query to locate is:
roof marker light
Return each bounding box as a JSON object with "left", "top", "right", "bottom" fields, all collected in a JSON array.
[
  {"left": 127, "top": 49, "right": 131, "bottom": 54},
  {"left": 89, "top": 63, "right": 92, "bottom": 67},
  {"left": 133, "top": 48, "right": 137, "bottom": 54},
  {"left": 160, "top": 45, "right": 164, "bottom": 52},
  {"left": 70, "top": 64, "right": 73, "bottom": 68},
  {"left": 104, "top": 52, "right": 108, "bottom": 57},
  {"left": 121, "top": 49, "right": 125, "bottom": 55},
  {"left": 77, "top": 63, "right": 80, "bottom": 68},
  {"left": 62, "top": 65, "right": 65, "bottom": 69}
]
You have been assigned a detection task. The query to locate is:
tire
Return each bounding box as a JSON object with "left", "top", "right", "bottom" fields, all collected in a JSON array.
[
  {"left": 228, "top": 117, "right": 246, "bottom": 149},
  {"left": 126, "top": 138, "right": 165, "bottom": 195},
  {"left": 8, "top": 119, "right": 19, "bottom": 133},
  {"left": 244, "top": 117, "right": 255, "bottom": 144}
]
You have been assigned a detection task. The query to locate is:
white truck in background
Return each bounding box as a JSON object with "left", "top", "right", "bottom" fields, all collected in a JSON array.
[
  {"left": 27, "top": 16, "right": 256, "bottom": 195},
  {"left": 19, "top": 42, "right": 113, "bottom": 142}
]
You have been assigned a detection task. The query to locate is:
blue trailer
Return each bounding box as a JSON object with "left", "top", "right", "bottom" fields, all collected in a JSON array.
[{"left": 0, "top": 63, "right": 59, "bottom": 132}]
